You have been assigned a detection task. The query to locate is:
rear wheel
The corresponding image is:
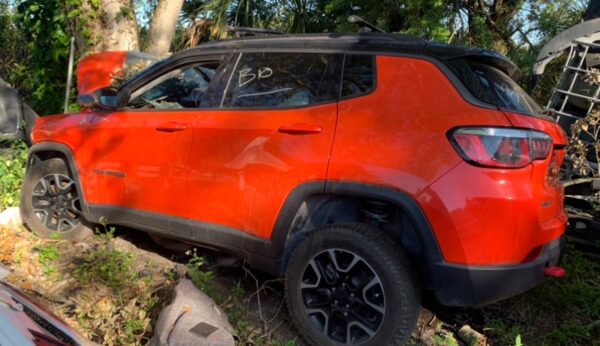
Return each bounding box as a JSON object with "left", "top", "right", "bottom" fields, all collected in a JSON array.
[
  {"left": 285, "top": 223, "right": 420, "bottom": 345},
  {"left": 20, "top": 158, "right": 93, "bottom": 241}
]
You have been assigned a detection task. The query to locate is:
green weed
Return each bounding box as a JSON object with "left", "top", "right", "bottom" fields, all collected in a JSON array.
[
  {"left": 186, "top": 249, "right": 217, "bottom": 297},
  {"left": 36, "top": 242, "right": 59, "bottom": 277},
  {"left": 483, "top": 247, "right": 600, "bottom": 345},
  {"left": 0, "top": 140, "right": 27, "bottom": 209},
  {"left": 74, "top": 242, "right": 136, "bottom": 289}
]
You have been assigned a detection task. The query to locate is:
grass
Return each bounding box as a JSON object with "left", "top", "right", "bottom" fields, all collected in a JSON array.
[
  {"left": 36, "top": 242, "right": 59, "bottom": 277},
  {"left": 74, "top": 228, "right": 137, "bottom": 290},
  {"left": 481, "top": 246, "right": 600, "bottom": 345}
]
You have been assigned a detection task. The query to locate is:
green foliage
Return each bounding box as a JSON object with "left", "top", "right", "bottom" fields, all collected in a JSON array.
[
  {"left": 483, "top": 247, "right": 600, "bottom": 345},
  {"left": 13, "top": 0, "right": 80, "bottom": 115},
  {"left": 74, "top": 234, "right": 137, "bottom": 289},
  {"left": 186, "top": 249, "right": 217, "bottom": 296},
  {"left": 95, "top": 225, "right": 117, "bottom": 241},
  {"left": 124, "top": 318, "right": 145, "bottom": 343},
  {"left": 0, "top": 1, "right": 27, "bottom": 85},
  {"left": 514, "top": 334, "right": 522, "bottom": 346},
  {"left": 0, "top": 140, "right": 27, "bottom": 210},
  {"left": 36, "top": 242, "right": 59, "bottom": 277}
]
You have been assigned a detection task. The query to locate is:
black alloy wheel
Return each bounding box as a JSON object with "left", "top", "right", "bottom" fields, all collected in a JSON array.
[
  {"left": 300, "top": 248, "right": 386, "bottom": 344},
  {"left": 21, "top": 158, "right": 93, "bottom": 241},
  {"left": 31, "top": 173, "right": 82, "bottom": 232},
  {"left": 285, "top": 223, "right": 420, "bottom": 346}
]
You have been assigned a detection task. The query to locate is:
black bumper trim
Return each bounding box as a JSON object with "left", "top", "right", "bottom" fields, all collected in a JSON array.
[{"left": 427, "top": 237, "right": 564, "bottom": 307}]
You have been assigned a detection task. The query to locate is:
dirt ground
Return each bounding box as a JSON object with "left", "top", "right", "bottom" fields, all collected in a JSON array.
[{"left": 1, "top": 223, "right": 598, "bottom": 346}]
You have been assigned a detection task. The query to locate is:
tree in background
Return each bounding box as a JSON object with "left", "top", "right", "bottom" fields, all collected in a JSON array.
[
  {"left": 0, "top": 0, "right": 590, "bottom": 115},
  {"left": 147, "top": 0, "right": 185, "bottom": 56}
]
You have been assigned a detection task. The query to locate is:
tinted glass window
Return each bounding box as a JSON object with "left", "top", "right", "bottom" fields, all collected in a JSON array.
[
  {"left": 342, "top": 55, "right": 375, "bottom": 98},
  {"left": 127, "top": 62, "right": 220, "bottom": 109},
  {"left": 447, "top": 59, "right": 542, "bottom": 114},
  {"left": 223, "top": 53, "right": 341, "bottom": 108}
]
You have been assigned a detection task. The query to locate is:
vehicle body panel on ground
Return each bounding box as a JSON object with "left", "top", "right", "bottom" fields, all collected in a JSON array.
[{"left": 0, "top": 280, "right": 89, "bottom": 346}]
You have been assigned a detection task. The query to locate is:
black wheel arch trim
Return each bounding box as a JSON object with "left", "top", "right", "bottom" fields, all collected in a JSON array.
[
  {"left": 271, "top": 181, "right": 444, "bottom": 275},
  {"left": 26, "top": 142, "right": 90, "bottom": 216}
]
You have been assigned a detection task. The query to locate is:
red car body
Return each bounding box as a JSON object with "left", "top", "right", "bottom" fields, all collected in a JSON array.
[{"left": 28, "top": 34, "right": 567, "bottom": 307}]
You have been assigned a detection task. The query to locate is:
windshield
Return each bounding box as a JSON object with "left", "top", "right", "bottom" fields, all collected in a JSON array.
[{"left": 447, "top": 59, "right": 542, "bottom": 115}]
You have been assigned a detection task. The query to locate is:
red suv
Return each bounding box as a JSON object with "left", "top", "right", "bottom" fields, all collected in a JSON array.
[{"left": 20, "top": 33, "right": 567, "bottom": 345}]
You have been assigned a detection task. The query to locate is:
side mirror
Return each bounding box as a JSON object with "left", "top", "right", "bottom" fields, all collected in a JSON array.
[
  {"left": 0, "top": 86, "right": 24, "bottom": 140},
  {"left": 77, "top": 87, "right": 119, "bottom": 110}
]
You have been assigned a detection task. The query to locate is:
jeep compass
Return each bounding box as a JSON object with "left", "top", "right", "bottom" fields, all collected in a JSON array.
[{"left": 20, "top": 33, "right": 567, "bottom": 345}]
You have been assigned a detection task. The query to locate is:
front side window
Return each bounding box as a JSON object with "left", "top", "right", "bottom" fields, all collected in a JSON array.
[
  {"left": 127, "top": 61, "right": 220, "bottom": 109},
  {"left": 223, "top": 53, "right": 341, "bottom": 108}
]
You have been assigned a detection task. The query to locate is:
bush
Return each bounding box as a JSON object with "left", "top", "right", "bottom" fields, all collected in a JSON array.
[{"left": 0, "top": 140, "right": 27, "bottom": 210}]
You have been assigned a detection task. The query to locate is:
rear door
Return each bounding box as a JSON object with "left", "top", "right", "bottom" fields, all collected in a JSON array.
[
  {"left": 83, "top": 56, "right": 228, "bottom": 237},
  {"left": 187, "top": 51, "right": 342, "bottom": 239}
]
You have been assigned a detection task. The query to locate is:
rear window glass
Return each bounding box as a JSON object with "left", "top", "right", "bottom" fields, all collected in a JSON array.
[
  {"left": 342, "top": 55, "right": 375, "bottom": 98},
  {"left": 447, "top": 59, "right": 542, "bottom": 114}
]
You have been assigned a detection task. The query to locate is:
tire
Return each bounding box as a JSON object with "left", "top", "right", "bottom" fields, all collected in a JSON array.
[
  {"left": 20, "top": 158, "right": 94, "bottom": 241},
  {"left": 285, "top": 223, "right": 420, "bottom": 346}
]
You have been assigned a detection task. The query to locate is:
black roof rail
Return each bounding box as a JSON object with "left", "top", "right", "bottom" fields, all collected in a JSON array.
[
  {"left": 225, "top": 26, "right": 284, "bottom": 38},
  {"left": 347, "top": 15, "right": 385, "bottom": 33}
]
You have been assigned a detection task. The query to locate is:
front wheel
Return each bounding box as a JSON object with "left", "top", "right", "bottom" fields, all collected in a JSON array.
[
  {"left": 20, "top": 158, "right": 93, "bottom": 241},
  {"left": 285, "top": 223, "right": 420, "bottom": 346}
]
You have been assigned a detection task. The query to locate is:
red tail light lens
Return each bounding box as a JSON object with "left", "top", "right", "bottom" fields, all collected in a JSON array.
[{"left": 450, "top": 127, "right": 552, "bottom": 168}]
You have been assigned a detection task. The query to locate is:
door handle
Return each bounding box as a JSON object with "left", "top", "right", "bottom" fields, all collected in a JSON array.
[
  {"left": 278, "top": 123, "right": 323, "bottom": 135},
  {"left": 156, "top": 122, "right": 187, "bottom": 132}
]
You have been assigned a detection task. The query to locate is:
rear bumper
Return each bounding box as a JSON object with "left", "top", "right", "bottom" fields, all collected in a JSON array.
[{"left": 426, "top": 236, "right": 564, "bottom": 306}]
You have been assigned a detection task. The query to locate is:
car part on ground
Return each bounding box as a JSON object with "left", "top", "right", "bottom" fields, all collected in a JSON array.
[
  {"left": 0, "top": 78, "right": 38, "bottom": 145},
  {"left": 149, "top": 279, "right": 234, "bottom": 346},
  {"left": 0, "top": 277, "right": 92, "bottom": 346}
]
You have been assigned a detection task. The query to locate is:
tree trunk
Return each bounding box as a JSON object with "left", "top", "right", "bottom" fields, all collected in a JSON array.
[
  {"left": 147, "top": 0, "right": 185, "bottom": 57},
  {"left": 79, "top": 0, "right": 140, "bottom": 54}
]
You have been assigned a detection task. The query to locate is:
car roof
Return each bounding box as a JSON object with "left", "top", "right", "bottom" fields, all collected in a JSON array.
[
  {"left": 127, "top": 33, "right": 521, "bottom": 87},
  {"left": 189, "top": 33, "right": 520, "bottom": 78}
]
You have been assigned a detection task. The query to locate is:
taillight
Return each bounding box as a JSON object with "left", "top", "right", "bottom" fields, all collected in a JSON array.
[{"left": 449, "top": 127, "right": 552, "bottom": 168}]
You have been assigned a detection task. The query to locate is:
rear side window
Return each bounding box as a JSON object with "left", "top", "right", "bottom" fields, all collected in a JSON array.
[
  {"left": 447, "top": 59, "right": 542, "bottom": 114},
  {"left": 342, "top": 55, "right": 375, "bottom": 98},
  {"left": 223, "top": 53, "right": 341, "bottom": 108}
]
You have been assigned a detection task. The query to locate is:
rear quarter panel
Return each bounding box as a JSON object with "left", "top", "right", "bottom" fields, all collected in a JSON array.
[{"left": 328, "top": 55, "right": 511, "bottom": 195}]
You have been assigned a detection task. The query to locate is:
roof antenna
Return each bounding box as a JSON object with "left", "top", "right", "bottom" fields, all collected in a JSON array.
[{"left": 347, "top": 15, "right": 385, "bottom": 33}]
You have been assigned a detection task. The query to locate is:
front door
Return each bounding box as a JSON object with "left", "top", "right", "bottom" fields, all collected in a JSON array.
[
  {"left": 186, "top": 52, "right": 342, "bottom": 239},
  {"left": 82, "top": 57, "right": 227, "bottom": 236}
]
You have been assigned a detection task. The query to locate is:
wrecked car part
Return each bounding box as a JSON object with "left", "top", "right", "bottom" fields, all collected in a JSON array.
[
  {"left": 0, "top": 87, "right": 22, "bottom": 138},
  {"left": 530, "top": 19, "right": 600, "bottom": 91}
]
